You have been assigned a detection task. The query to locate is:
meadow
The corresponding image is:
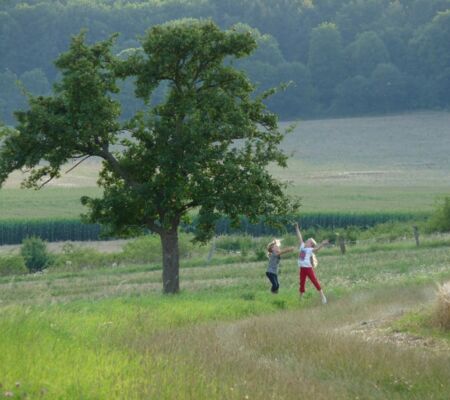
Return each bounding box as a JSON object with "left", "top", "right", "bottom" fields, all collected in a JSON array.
[
  {"left": 1, "top": 235, "right": 450, "bottom": 399},
  {"left": 0, "top": 111, "right": 449, "bottom": 399}
]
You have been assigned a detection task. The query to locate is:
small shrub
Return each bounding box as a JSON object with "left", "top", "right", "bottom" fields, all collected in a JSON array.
[
  {"left": 255, "top": 248, "right": 267, "bottom": 261},
  {"left": 428, "top": 196, "right": 450, "bottom": 233},
  {"left": 0, "top": 255, "right": 28, "bottom": 276},
  {"left": 121, "top": 235, "right": 163, "bottom": 263},
  {"left": 344, "top": 226, "right": 361, "bottom": 243},
  {"left": 20, "top": 236, "right": 53, "bottom": 272},
  {"left": 434, "top": 282, "right": 450, "bottom": 330}
]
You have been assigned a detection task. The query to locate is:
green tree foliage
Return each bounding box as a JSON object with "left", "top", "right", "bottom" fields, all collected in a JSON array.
[
  {"left": 235, "top": 24, "right": 317, "bottom": 117},
  {"left": 346, "top": 31, "right": 390, "bottom": 77},
  {"left": 369, "top": 63, "right": 408, "bottom": 112},
  {"left": 308, "top": 22, "right": 344, "bottom": 108},
  {"left": 336, "top": 0, "right": 386, "bottom": 42},
  {"left": 333, "top": 75, "right": 370, "bottom": 115},
  {"left": 0, "top": 20, "right": 298, "bottom": 293},
  {"left": 1, "top": 0, "right": 450, "bottom": 120},
  {"left": 411, "top": 9, "right": 450, "bottom": 105}
]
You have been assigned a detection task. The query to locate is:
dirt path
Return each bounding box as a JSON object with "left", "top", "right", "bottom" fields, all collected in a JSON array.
[{"left": 337, "top": 309, "right": 450, "bottom": 353}]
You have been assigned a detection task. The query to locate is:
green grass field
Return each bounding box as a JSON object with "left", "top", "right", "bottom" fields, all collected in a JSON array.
[
  {"left": 1, "top": 112, "right": 449, "bottom": 219},
  {"left": 1, "top": 237, "right": 450, "bottom": 399}
]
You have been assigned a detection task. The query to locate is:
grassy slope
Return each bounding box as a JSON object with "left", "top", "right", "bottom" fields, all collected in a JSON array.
[
  {"left": 1, "top": 112, "right": 449, "bottom": 219},
  {"left": 1, "top": 241, "right": 450, "bottom": 399}
]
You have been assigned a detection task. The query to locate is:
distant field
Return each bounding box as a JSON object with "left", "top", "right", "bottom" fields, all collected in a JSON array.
[
  {"left": 276, "top": 111, "right": 450, "bottom": 212},
  {"left": 0, "top": 187, "right": 101, "bottom": 220},
  {"left": 1, "top": 112, "right": 449, "bottom": 218}
]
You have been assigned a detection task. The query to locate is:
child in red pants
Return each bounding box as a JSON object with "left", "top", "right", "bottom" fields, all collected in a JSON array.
[{"left": 294, "top": 223, "right": 328, "bottom": 304}]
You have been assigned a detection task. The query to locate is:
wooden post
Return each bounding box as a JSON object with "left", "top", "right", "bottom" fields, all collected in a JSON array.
[
  {"left": 207, "top": 236, "right": 216, "bottom": 264},
  {"left": 337, "top": 234, "right": 346, "bottom": 255},
  {"left": 413, "top": 225, "right": 420, "bottom": 247}
]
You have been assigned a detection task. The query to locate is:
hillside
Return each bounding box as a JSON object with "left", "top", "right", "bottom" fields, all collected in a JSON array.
[{"left": 1, "top": 0, "right": 450, "bottom": 124}]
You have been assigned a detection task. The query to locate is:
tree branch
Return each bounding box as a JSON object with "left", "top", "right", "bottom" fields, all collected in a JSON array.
[
  {"left": 98, "top": 145, "right": 142, "bottom": 190},
  {"left": 65, "top": 155, "right": 91, "bottom": 174},
  {"left": 37, "top": 175, "right": 55, "bottom": 189}
]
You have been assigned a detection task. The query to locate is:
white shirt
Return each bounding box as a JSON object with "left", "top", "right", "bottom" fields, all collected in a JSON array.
[{"left": 298, "top": 244, "right": 314, "bottom": 268}]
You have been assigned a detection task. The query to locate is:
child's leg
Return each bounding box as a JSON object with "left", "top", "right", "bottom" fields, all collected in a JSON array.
[
  {"left": 273, "top": 274, "right": 280, "bottom": 292},
  {"left": 306, "top": 268, "right": 321, "bottom": 291},
  {"left": 266, "top": 272, "right": 279, "bottom": 293},
  {"left": 299, "top": 268, "right": 307, "bottom": 294},
  {"left": 306, "top": 269, "right": 327, "bottom": 303}
]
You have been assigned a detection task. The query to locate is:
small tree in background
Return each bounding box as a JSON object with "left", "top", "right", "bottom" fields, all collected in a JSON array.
[
  {"left": 0, "top": 19, "right": 298, "bottom": 293},
  {"left": 20, "top": 236, "right": 53, "bottom": 273}
]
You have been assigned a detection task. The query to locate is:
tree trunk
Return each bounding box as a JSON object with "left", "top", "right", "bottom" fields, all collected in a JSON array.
[{"left": 160, "top": 230, "right": 180, "bottom": 294}]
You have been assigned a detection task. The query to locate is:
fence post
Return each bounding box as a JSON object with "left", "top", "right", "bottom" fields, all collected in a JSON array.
[
  {"left": 413, "top": 225, "right": 420, "bottom": 247},
  {"left": 338, "top": 235, "right": 346, "bottom": 255},
  {"left": 335, "top": 233, "right": 346, "bottom": 255},
  {"left": 207, "top": 236, "right": 216, "bottom": 264}
]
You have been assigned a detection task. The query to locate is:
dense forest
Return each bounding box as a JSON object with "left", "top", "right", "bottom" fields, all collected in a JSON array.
[{"left": 1, "top": 0, "right": 450, "bottom": 123}]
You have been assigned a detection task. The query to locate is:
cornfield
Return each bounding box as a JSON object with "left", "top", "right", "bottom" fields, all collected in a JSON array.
[
  {"left": 189, "top": 212, "right": 428, "bottom": 236},
  {"left": 0, "top": 219, "right": 101, "bottom": 245},
  {"left": 0, "top": 212, "right": 427, "bottom": 245}
]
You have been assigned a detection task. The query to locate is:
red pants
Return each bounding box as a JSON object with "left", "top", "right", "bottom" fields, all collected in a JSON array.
[{"left": 299, "top": 267, "right": 321, "bottom": 293}]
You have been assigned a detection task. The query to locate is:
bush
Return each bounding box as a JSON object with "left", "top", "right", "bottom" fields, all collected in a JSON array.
[
  {"left": 428, "top": 196, "right": 450, "bottom": 233},
  {"left": 255, "top": 248, "right": 268, "bottom": 261},
  {"left": 20, "top": 236, "right": 53, "bottom": 272},
  {"left": 0, "top": 255, "right": 28, "bottom": 276}
]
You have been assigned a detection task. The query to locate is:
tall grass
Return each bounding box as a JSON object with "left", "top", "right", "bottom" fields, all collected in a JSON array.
[
  {"left": 1, "top": 238, "right": 450, "bottom": 399},
  {"left": 434, "top": 282, "right": 450, "bottom": 330},
  {"left": 1, "top": 285, "right": 450, "bottom": 399}
]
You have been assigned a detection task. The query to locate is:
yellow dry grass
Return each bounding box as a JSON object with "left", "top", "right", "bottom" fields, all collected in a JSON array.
[{"left": 435, "top": 281, "right": 450, "bottom": 330}]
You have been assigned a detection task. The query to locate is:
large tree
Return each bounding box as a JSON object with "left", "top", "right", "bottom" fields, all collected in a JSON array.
[{"left": 0, "top": 19, "right": 298, "bottom": 293}]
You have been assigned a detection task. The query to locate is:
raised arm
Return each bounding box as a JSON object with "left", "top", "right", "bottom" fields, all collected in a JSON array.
[
  {"left": 294, "top": 223, "right": 303, "bottom": 245},
  {"left": 313, "top": 240, "right": 329, "bottom": 253},
  {"left": 279, "top": 247, "right": 295, "bottom": 256}
]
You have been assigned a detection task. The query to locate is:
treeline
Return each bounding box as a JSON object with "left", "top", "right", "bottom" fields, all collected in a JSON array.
[
  {"left": 1, "top": 0, "right": 450, "bottom": 124},
  {"left": 0, "top": 212, "right": 427, "bottom": 245}
]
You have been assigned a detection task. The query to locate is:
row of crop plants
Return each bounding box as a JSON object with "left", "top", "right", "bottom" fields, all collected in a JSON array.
[
  {"left": 0, "top": 212, "right": 429, "bottom": 245},
  {"left": 0, "top": 219, "right": 102, "bottom": 245}
]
